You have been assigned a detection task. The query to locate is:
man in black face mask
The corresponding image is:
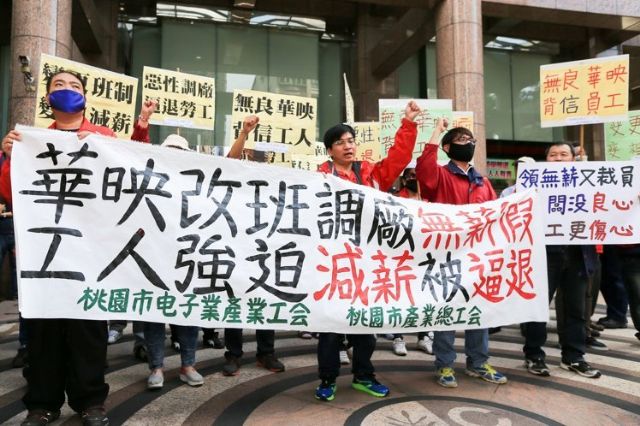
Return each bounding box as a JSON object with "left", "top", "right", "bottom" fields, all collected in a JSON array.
[{"left": 415, "top": 120, "right": 505, "bottom": 389}]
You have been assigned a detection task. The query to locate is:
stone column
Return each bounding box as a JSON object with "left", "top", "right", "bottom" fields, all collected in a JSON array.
[
  {"left": 355, "top": 4, "right": 399, "bottom": 121},
  {"left": 9, "top": 0, "right": 72, "bottom": 128},
  {"left": 435, "top": 0, "right": 487, "bottom": 173}
]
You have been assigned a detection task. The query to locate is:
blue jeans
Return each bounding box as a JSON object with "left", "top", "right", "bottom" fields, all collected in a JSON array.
[
  {"left": 433, "top": 329, "right": 488, "bottom": 370},
  {"left": 144, "top": 322, "right": 198, "bottom": 369},
  {"left": 620, "top": 252, "right": 640, "bottom": 332}
]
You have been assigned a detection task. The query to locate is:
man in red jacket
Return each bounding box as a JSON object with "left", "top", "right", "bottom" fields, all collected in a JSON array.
[
  {"left": 415, "top": 119, "right": 507, "bottom": 389},
  {"left": 314, "top": 100, "right": 420, "bottom": 402},
  {"left": 1, "top": 69, "right": 155, "bottom": 426}
]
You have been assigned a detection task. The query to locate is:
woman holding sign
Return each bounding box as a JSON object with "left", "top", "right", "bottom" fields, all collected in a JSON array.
[{"left": 2, "top": 69, "right": 156, "bottom": 426}]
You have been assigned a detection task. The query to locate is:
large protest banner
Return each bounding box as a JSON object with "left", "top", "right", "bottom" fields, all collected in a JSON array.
[
  {"left": 379, "top": 99, "right": 453, "bottom": 162},
  {"left": 540, "top": 55, "right": 629, "bottom": 128},
  {"left": 142, "top": 66, "right": 215, "bottom": 130},
  {"left": 604, "top": 110, "right": 640, "bottom": 160},
  {"left": 517, "top": 161, "right": 640, "bottom": 244},
  {"left": 14, "top": 126, "right": 549, "bottom": 332},
  {"left": 35, "top": 54, "right": 138, "bottom": 139},
  {"left": 231, "top": 89, "right": 317, "bottom": 156}
]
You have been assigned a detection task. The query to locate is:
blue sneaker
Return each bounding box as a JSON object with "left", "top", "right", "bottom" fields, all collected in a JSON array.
[
  {"left": 465, "top": 363, "right": 508, "bottom": 384},
  {"left": 315, "top": 380, "right": 336, "bottom": 401},
  {"left": 437, "top": 367, "right": 458, "bottom": 388},
  {"left": 351, "top": 377, "right": 389, "bottom": 397}
]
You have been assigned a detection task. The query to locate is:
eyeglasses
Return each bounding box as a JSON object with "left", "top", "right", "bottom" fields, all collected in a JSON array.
[
  {"left": 453, "top": 137, "right": 476, "bottom": 145},
  {"left": 333, "top": 137, "right": 355, "bottom": 146},
  {"left": 333, "top": 137, "right": 356, "bottom": 146}
]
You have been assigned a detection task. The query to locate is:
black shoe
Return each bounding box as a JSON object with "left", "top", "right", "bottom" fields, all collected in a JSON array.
[
  {"left": 171, "top": 339, "right": 181, "bottom": 352},
  {"left": 590, "top": 321, "right": 605, "bottom": 332},
  {"left": 635, "top": 332, "right": 640, "bottom": 341},
  {"left": 223, "top": 355, "right": 241, "bottom": 376},
  {"left": 586, "top": 336, "right": 608, "bottom": 351},
  {"left": 560, "top": 360, "right": 601, "bottom": 378},
  {"left": 256, "top": 354, "right": 285, "bottom": 373},
  {"left": 597, "top": 317, "right": 627, "bottom": 329},
  {"left": 133, "top": 345, "right": 148, "bottom": 363},
  {"left": 21, "top": 409, "right": 60, "bottom": 425},
  {"left": 590, "top": 330, "right": 601, "bottom": 338},
  {"left": 81, "top": 406, "right": 109, "bottom": 426},
  {"left": 12, "top": 347, "right": 28, "bottom": 368},
  {"left": 203, "top": 333, "right": 224, "bottom": 349},
  {"left": 525, "top": 358, "right": 550, "bottom": 376}
]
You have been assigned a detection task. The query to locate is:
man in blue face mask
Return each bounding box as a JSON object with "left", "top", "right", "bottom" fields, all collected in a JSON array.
[{"left": 1, "top": 69, "right": 156, "bottom": 426}]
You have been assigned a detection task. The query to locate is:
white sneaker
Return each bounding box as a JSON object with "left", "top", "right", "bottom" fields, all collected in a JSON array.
[
  {"left": 147, "top": 369, "right": 164, "bottom": 389},
  {"left": 339, "top": 350, "right": 350, "bottom": 365},
  {"left": 180, "top": 367, "right": 204, "bottom": 387},
  {"left": 393, "top": 338, "right": 407, "bottom": 356},
  {"left": 107, "top": 329, "right": 123, "bottom": 345},
  {"left": 417, "top": 333, "right": 434, "bottom": 354}
]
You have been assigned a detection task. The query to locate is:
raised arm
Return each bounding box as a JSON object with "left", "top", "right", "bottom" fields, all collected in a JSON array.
[
  {"left": 371, "top": 101, "right": 420, "bottom": 191},
  {"left": 227, "top": 115, "right": 259, "bottom": 160},
  {"left": 415, "top": 117, "right": 448, "bottom": 196}
]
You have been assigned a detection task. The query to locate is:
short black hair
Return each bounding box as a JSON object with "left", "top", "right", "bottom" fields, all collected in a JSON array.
[
  {"left": 544, "top": 142, "right": 574, "bottom": 158},
  {"left": 323, "top": 123, "right": 355, "bottom": 150},
  {"left": 402, "top": 168, "right": 416, "bottom": 179},
  {"left": 46, "top": 69, "right": 87, "bottom": 94},
  {"left": 441, "top": 127, "right": 473, "bottom": 146}
]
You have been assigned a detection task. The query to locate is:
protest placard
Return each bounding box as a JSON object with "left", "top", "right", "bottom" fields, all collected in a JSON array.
[
  {"left": 452, "top": 111, "right": 474, "bottom": 132},
  {"left": 344, "top": 73, "right": 355, "bottom": 124},
  {"left": 14, "top": 126, "right": 549, "bottom": 332},
  {"left": 142, "top": 66, "right": 215, "bottom": 130},
  {"left": 378, "top": 99, "right": 453, "bottom": 161},
  {"left": 517, "top": 160, "right": 640, "bottom": 244},
  {"left": 35, "top": 54, "right": 138, "bottom": 139},
  {"left": 351, "top": 122, "right": 381, "bottom": 162},
  {"left": 540, "top": 55, "right": 629, "bottom": 127},
  {"left": 231, "top": 89, "right": 317, "bottom": 156},
  {"left": 604, "top": 110, "right": 640, "bottom": 160}
]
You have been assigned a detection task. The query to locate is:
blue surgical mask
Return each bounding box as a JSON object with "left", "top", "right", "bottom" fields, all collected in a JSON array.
[{"left": 48, "top": 89, "right": 86, "bottom": 113}]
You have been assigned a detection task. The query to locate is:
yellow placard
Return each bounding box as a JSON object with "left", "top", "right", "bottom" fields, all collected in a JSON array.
[
  {"left": 231, "top": 89, "right": 317, "bottom": 155},
  {"left": 142, "top": 66, "right": 215, "bottom": 130},
  {"left": 452, "top": 111, "right": 474, "bottom": 133},
  {"left": 35, "top": 54, "right": 138, "bottom": 139},
  {"left": 540, "top": 55, "right": 629, "bottom": 127},
  {"left": 351, "top": 122, "right": 381, "bottom": 162}
]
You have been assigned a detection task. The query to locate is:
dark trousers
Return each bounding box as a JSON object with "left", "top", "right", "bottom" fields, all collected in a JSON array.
[
  {"left": 317, "top": 333, "right": 375, "bottom": 381},
  {"left": 599, "top": 246, "right": 629, "bottom": 323},
  {"left": 224, "top": 328, "right": 274, "bottom": 358},
  {"left": 620, "top": 252, "right": 640, "bottom": 332},
  {"left": 23, "top": 319, "right": 109, "bottom": 413},
  {"left": 523, "top": 246, "right": 587, "bottom": 363}
]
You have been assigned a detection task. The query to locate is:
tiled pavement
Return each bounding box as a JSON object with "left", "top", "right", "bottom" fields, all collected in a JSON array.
[{"left": 0, "top": 301, "right": 638, "bottom": 425}]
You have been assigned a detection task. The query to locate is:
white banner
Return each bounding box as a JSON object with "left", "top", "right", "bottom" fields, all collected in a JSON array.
[
  {"left": 14, "top": 126, "right": 549, "bottom": 332},
  {"left": 517, "top": 161, "right": 640, "bottom": 244}
]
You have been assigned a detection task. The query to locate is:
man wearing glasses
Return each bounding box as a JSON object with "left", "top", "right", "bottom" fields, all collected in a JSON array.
[
  {"left": 415, "top": 120, "right": 508, "bottom": 388},
  {"left": 314, "top": 100, "right": 421, "bottom": 401}
]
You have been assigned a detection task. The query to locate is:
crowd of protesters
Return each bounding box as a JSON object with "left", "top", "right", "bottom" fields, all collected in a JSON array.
[{"left": 1, "top": 67, "right": 639, "bottom": 426}]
